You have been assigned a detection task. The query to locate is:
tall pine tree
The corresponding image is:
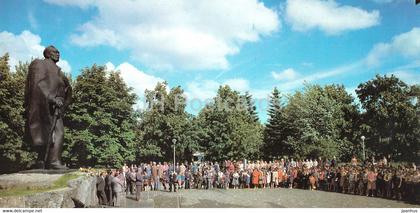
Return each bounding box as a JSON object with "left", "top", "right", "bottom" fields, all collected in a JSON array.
[{"left": 263, "top": 87, "right": 286, "bottom": 159}]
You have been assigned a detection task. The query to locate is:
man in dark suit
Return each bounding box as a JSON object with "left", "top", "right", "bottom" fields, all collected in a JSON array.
[
  {"left": 25, "top": 45, "right": 72, "bottom": 169},
  {"left": 169, "top": 171, "right": 177, "bottom": 192},
  {"left": 105, "top": 170, "right": 114, "bottom": 206},
  {"left": 135, "top": 168, "right": 143, "bottom": 201},
  {"left": 126, "top": 168, "right": 136, "bottom": 195},
  {"left": 96, "top": 172, "right": 107, "bottom": 205}
]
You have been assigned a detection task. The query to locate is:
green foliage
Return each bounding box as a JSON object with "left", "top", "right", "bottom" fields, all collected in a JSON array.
[
  {"left": 269, "top": 84, "right": 358, "bottom": 160},
  {"left": 63, "top": 65, "right": 138, "bottom": 168},
  {"left": 356, "top": 74, "right": 419, "bottom": 162},
  {"left": 0, "top": 54, "right": 35, "bottom": 172},
  {"left": 263, "top": 87, "right": 288, "bottom": 159},
  {"left": 1, "top": 53, "right": 418, "bottom": 169},
  {"left": 197, "top": 85, "right": 263, "bottom": 161},
  {"left": 138, "top": 82, "right": 199, "bottom": 162}
]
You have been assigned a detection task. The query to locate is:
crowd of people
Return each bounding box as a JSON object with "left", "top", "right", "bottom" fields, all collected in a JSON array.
[{"left": 95, "top": 156, "right": 420, "bottom": 207}]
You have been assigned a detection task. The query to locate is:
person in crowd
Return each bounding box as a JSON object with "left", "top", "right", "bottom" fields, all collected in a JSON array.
[
  {"left": 393, "top": 170, "right": 403, "bottom": 200},
  {"left": 383, "top": 169, "right": 392, "bottom": 198},
  {"left": 152, "top": 162, "right": 159, "bottom": 191},
  {"left": 93, "top": 157, "right": 419, "bottom": 205},
  {"left": 351, "top": 156, "right": 358, "bottom": 167},
  {"left": 224, "top": 169, "right": 230, "bottom": 189},
  {"left": 96, "top": 172, "right": 107, "bottom": 205},
  {"left": 185, "top": 169, "right": 192, "bottom": 189},
  {"left": 105, "top": 170, "right": 114, "bottom": 206},
  {"left": 135, "top": 167, "right": 143, "bottom": 201},
  {"left": 252, "top": 168, "right": 259, "bottom": 189},
  {"left": 366, "top": 168, "right": 377, "bottom": 197},
  {"left": 309, "top": 172, "right": 316, "bottom": 190},
  {"left": 179, "top": 163, "right": 186, "bottom": 189},
  {"left": 144, "top": 163, "right": 151, "bottom": 191},
  {"left": 232, "top": 170, "right": 240, "bottom": 189},
  {"left": 347, "top": 168, "right": 356, "bottom": 194},
  {"left": 169, "top": 171, "right": 178, "bottom": 192},
  {"left": 158, "top": 162, "right": 164, "bottom": 190},
  {"left": 111, "top": 170, "right": 124, "bottom": 207},
  {"left": 126, "top": 168, "right": 136, "bottom": 195}
]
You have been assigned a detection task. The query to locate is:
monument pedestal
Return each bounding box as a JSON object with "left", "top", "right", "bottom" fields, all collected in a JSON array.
[
  {"left": 18, "top": 169, "right": 77, "bottom": 174},
  {"left": 0, "top": 171, "right": 98, "bottom": 208}
]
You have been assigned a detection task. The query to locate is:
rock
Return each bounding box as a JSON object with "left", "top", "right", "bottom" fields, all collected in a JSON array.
[
  {"left": 0, "top": 173, "right": 62, "bottom": 190},
  {"left": 24, "top": 188, "right": 74, "bottom": 208},
  {"left": 0, "top": 173, "right": 97, "bottom": 208},
  {"left": 68, "top": 175, "right": 98, "bottom": 207}
]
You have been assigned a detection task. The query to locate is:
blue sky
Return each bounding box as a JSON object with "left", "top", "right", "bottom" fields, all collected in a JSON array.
[{"left": 1, "top": 0, "right": 419, "bottom": 122}]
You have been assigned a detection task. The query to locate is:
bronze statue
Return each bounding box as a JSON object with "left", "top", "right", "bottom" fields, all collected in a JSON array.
[{"left": 25, "top": 45, "right": 72, "bottom": 170}]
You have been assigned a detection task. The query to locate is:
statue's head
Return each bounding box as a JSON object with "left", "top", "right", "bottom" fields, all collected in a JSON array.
[{"left": 43, "top": 45, "right": 60, "bottom": 63}]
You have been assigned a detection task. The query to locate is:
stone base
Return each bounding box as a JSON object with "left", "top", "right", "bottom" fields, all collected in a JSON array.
[
  {"left": 18, "top": 169, "right": 78, "bottom": 174},
  {"left": 0, "top": 173, "right": 63, "bottom": 190},
  {"left": 0, "top": 172, "right": 98, "bottom": 208}
]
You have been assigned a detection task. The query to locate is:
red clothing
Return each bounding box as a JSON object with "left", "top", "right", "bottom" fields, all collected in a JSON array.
[
  {"left": 229, "top": 164, "right": 235, "bottom": 173},
  {"left": 309, "top": 176, "right": 316, "bottom": 185},
  {"left": 368, "top": 172, "right": 377, "bottom": 182},
  {"left": 252, "top": 170, "right": 260, "bottom": 185},
  {"left": 278, "top": 171, "right": 284, "bottom": 182}
]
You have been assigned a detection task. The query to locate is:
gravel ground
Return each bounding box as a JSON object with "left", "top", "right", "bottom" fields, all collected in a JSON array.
[{"left": 119, "top": 188, "right": 420, "bottom": 208}]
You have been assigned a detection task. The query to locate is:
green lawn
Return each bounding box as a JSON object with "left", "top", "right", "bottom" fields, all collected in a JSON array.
[{"left": 0, "top": 173, "right": 81, "bottom": 197}]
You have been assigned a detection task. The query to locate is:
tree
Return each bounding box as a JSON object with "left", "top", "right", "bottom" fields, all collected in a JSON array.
[
  {"left": 139, "top": 82, "right": 198, "bottom": 162},
  {"left": 263, "top": 87, "right": 288, "bottom": 159},
  {"left": 242, "top": 91, "right": 259, "bottom": 123},
  {"left": 356, "top": 74, "right": 419, "bottom": 162},
  {"left": 279, "top": 84, "right": 356, "bottom": 160},
  {"left": 0, "top": 54, "right": 35, "bottom": 172},
  {"left": 197, "top": 85, "right": 263, "bottom": 161},
  {"left": 63, "top": 65, "right": 138, "bottom": 168},
  {"left": 324, "top": 84, "right": 361, "bottom": 160}
]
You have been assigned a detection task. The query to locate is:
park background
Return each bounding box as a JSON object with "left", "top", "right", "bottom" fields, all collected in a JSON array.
[{"left": 0, "top": 0, "right": 419, "bottom": 172}]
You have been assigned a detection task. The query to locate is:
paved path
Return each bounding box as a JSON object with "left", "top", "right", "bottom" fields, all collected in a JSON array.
[{"left": 118, "top": 188, "right": 420, "bottom": 208}]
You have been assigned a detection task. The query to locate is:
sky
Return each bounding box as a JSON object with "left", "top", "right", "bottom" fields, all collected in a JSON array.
[{"left": 1, "top": 0, "right": 419, "bottom": 122}]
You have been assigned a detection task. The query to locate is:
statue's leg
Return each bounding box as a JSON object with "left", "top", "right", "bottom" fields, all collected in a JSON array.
[
  {"left": 33, "top": 145, "right": 46, "bottom": 169},
  {"left": 48, "top": 118, "right": 68, "bottom": 169}
]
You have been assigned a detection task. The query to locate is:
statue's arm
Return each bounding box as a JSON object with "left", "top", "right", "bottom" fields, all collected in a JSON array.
[{"left": 63, "top": 76, "right": 72, "bottom": 110}]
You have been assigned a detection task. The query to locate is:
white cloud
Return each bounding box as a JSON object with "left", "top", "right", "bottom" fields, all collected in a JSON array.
[
  {"left": 107, "top": 62, "right": 164, "bottom": 109},
  {"left": 186, "top": 80, "right": 220, "bottom": 101},
  {"left": 43, "top": 0, "right": 96, "bottom": 9},
  {"left": 277, "top": 61, "right": 364, "bottom": 92},
  {"left": 28, "top": 12, "right": 38, "bottom": 30},
  {"left": 285, "top": 0, "right": 380, "bottom": 34},
  {"left": 271, "top": 68, "right": 299, "bottom": 81},
  {"left": 0, "top": 30, "right": 72, "bottom": 73},
  {"left": 186, "top": 78, "right": 251, "bottom": 100},
  {"left": 390, "top": 70, "right": 420, "bottom": 85},
  {"left": 185, "top": 78, "right": 271, "bottom": 101},
  {"left": 366, "top": 27, "right": 420, "bottom": 66},
  {"left": 185, "top": 78, "right": 270, "bottom": 114},
  {"left": 45, "top": 0, "right": 280, "bottom": 70},
  {"left": 370, "top": 0, "right": 395, "bottom": 3},
  {"left": 57, "top": 60, "right": 71, "bottom": 74},
  {"left": 105, "top": 62, "right": 115, "bottom": 71},
  {"left": 223, "top": 79, "right": 250, "bottom": 92}
]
